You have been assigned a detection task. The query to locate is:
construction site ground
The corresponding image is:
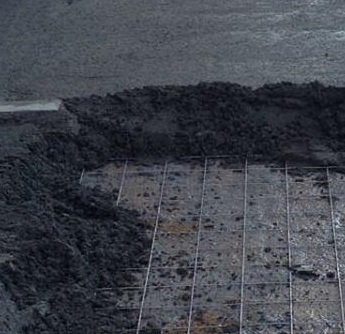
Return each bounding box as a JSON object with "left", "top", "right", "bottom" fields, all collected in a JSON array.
[{"left": 3, "top": 83, "right": 345, "bottom": 333}]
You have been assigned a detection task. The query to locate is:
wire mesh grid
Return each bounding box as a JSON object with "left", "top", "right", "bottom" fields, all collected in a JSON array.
[{"left": 80, "top": 157, "right": 345, "bottom": 334}]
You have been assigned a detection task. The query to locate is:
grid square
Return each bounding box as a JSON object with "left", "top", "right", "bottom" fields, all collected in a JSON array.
[
  {"left": 206, "top": 168, "right": 244, "bottom": 186},
  {"left": 289, "top": 196, "right": 330, "bottom": 215},
  {"left": 198, "top": 247, "right": 243, "bottom": 268},
  {"left": 245, "top": 265, "right": 289, "bottom": 284},
  {"left": 202, "top": 214, "right": 244, "bottom": 232},
  {"left": 287, "top": 167, "right": 327, "bottom": 183},
  {"left": 247, "top": 167, "right": 285, "bottom": 184},
  {"left": 144, "top": 286, "right": 192, "bottom": 308},
  {"left": 207, "top": 158, "right": 244, "bottom": 170},
  {"left": 204, "top": 184, "right": 244, "bottom": 201},
  {"left": 290, "top": 228, "right": 334, "bottom": 248},
  {"left": 245, "top": 247, "right": 289, "bottom": 267},
  {"left": 291, "top": 246, "right": 336, "bottom": 276},
  {"left": 247, "top": 182, "right": 285, "bottom": 198},
  {"left": 288, "top": 180, "right": 328, "bottom": 197},
  {"left": 140, "top": 306, "right": 190, "bottom": 331},
  {"left": 151, "top": 248, "right": 196, "bottom": 268},
  {"left": 155, "top": 232, "right": 197, "bottom": 254},
  {"left": 148, "top": 268, "right": 193, "bottom": 287},
  {"left": 247, "top": 196, "right": 286, "bottom": 214},
  {"left": 160, "top": 329, "right": 187, "bottom": 334},
  {"left": 160, "top": 211, "right": 200, "bottom": 221},
  {"left": 199, "top": 230, "right": 243, "bottom": 250},
  {"left": 168, "top": 160, "right": 204, "bottom": 173},
  {"left": 246, "top": 213, "right": 286, "bottom": 230},
  {"left": 242, "top": 302, "right": 290, "bottom": 325},
  {"left": 193, "top": 283, "right": 241, "bottom": 306},
  {"left": 123, "top": 172, "right": 162, "bottom": 188},
  {"left": 243, "top": 323, "right": 290, "bottom": 334},
  {"left": 244, "top": 283, "right": 290, "bottom": 303},
  {"left": 289, "top": 212, "right": 331, "bottom": 231},
  {"left": 126, "top": 161, "right": 165, "bottom": 173},
  {"left": 196, "top": 265, "right": 241, "bottom": 285},
  {"left": 202, "top": 198, "right": 244, "bottom": 216},
  {"left": 246, "top": 230, "right": 287, "bottom": 248},
  {"left": 191, "top": 306, "right": 240, "bottom": 331},
  {"left": 293, "top": 281, "right": 340, "bottom": 302},
  {"left": 293, "top": 301, "right": 342, "bottom": 333},
  {"left": 158, "top": 217, "right": 199, "bottom": 234},
  {"left": 122, "top": 179, "right": 161, "bottom": 197},
  {"left": 122, "top": 165, "right": 164, "bottom": 177},
  {"left": 162, "top": 184, "right": 201, "bottom": 201},
  {"left": 165, "top": 170, "right": 204, "bottom": 188},
  {"left": 160, "top": 199, "right": 202, "bottom": 216},
  {"left": 120, "top": 177, "right": 161, "bottom": 215},
  {"left": 246, "top": 199, "right": 286, "bottom": 217}
]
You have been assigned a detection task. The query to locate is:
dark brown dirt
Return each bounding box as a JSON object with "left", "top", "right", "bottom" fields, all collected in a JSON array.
[{"left": 1, "top": 81, "right": 345, "bottom": 333}]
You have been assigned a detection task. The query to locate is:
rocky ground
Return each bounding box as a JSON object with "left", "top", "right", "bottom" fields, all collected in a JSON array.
[{"left": 1, "top": 82, "right": 345, "bottom": 333}]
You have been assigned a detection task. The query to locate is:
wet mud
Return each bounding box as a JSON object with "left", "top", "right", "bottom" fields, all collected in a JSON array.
[{"left": 1, "top": 82, "right": 345, "bottom": 333}]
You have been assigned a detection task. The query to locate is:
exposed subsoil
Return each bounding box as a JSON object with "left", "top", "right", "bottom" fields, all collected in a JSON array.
[{"left": 1, "top": 82, "right": 345, "bottom": 333}]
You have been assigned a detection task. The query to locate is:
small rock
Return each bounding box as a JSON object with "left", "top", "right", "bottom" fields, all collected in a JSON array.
[{"left": 326, "top": 271, "right": 335, "bottom": 279}]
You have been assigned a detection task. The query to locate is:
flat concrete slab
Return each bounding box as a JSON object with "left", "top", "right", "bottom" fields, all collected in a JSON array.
[
  {"left": 0, "top": 100, "right": 61, "bottom": 112},
  {"left": 81, "top": 158, "right": 345, "bottom": 333},
  {"left": 0, "top": 0, "right": 345, "bottom": 100}
]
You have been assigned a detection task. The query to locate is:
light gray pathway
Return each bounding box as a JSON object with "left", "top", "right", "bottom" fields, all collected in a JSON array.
[{"left": 1, "top": 0, "right": 345, "bottom": 100}]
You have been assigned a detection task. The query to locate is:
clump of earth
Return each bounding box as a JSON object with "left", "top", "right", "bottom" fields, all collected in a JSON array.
[{"left": 1, "top": 81, "right": 345, "bottom": 333}]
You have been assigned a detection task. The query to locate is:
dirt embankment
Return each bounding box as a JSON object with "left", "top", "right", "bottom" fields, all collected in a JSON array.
[{"left": 1, "top": 82, "right": 345, "bottom": 333}]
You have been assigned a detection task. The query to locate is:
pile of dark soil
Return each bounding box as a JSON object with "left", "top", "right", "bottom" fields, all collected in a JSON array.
[
  {"left": 63, "top": 81, "right": 345, "bottom": 165},
  {"left": 1, "top": 81, "right": 345, "bottom": 333},
  {"left": 0, "top": 140, "right": 150, "bottom": 333}
]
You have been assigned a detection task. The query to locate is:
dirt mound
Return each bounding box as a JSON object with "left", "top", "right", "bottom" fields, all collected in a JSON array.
[
  {"left": 64, "top": 81, "right": 345, "bottom": 165},
  {"left": 0, "top": 149, "right": 150, "bottom": 333},
  {"left": 1, "top": 81, "right": 345, "bottom": 333}
]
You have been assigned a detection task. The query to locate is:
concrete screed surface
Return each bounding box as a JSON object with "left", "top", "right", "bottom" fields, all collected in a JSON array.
[
  {"left": 1, "top": 0, "right": 345, "bottom": 100},
  {"left": 82, "top": 158, "right": 345, "bottom": 334},
  {"left": 0, "top": 100, "right": 61, "bottom": 112}
]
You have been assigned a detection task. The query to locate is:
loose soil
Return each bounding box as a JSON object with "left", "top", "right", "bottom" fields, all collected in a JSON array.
[{"left": 1, "top": 81, "right": 345, "bottom": 333}]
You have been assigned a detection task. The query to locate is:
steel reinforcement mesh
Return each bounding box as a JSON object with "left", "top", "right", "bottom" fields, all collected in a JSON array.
[{"left": 80, "top": 157, "right": 345, "bottom": 334}]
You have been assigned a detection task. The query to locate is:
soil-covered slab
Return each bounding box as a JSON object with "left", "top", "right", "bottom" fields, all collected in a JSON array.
[{"left": 1, "top": 82, "right": 345, "bottom": 333}]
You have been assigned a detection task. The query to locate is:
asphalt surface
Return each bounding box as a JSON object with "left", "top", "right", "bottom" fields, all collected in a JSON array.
[{"left": 0, "top": 0, "right": 345, "bottom": 100}]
